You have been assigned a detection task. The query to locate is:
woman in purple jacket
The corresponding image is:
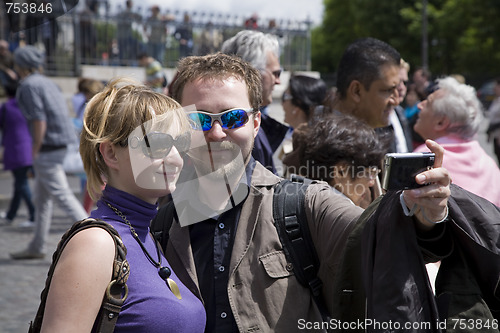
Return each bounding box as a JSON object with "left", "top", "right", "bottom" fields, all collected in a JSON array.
[
  {"left": 0, "top": 81, "right": 35, "bottom": 225},
  {"left": 39, "top": 78, "right": 206, "bottom": 332}
]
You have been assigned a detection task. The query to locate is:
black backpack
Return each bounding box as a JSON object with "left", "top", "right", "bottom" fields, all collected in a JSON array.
[{"left": 150, "top": 175, "right": 330, "bottom": 322}]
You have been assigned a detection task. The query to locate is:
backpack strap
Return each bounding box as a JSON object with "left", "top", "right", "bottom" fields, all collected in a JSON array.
[
  {"left": 151, "top": 201, "right": 176, "bottom": 252},
  {"left": 29, "top": 218, "right": 129, "bottom": 333},
  {"left": 0, "top": 103, "right": 6, "bottom": 128},
  {"left": 273, "top": 175, "right": 331, "bottom": 322}
]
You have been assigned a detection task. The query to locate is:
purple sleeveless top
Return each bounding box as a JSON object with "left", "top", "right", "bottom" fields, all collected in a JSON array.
[{"left": 90, "top": 186, "right": 206, "bottom": 333}]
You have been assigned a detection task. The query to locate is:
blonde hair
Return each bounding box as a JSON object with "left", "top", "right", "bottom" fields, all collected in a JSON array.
[{"left": 80, "top": 77, "right": 190, "bottom": 200}]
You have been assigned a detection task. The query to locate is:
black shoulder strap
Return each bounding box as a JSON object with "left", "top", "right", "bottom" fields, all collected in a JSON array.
[
  {"left": 151, "top": 201, "right": 176, "bottom": 252},
  {"left": 273, "top": 175, "right": 331, "bottom": 322},
  {"left": 0, "top": 103, "right": 6, "bottom": 128},
  {"left": 29, "top": 218, "right": 129, "bottom": 333}
]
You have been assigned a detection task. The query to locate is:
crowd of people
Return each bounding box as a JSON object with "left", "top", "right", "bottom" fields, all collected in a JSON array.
[
  {"left": 1, "top": 0, "right": 290, "bottom": 70},
  {"left": 0, "top": 24, "right": 499, "bottom": 333}
]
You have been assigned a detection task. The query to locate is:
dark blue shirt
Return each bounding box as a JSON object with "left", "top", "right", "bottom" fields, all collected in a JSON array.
[
  {"left": 252, "top": 113, "right": 289, "bottom": 174},
  {"left": 188, "top": 159, "right": 255, "bottom": 333}
]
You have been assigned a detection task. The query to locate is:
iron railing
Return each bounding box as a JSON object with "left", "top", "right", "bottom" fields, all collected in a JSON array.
[{"left": 1, "top": 5, "right": 312, "bottom": 77}]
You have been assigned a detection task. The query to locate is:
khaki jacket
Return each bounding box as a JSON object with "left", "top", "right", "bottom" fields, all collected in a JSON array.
[{"left": 164, "top": 162, "right": 363, "bottom": 332}]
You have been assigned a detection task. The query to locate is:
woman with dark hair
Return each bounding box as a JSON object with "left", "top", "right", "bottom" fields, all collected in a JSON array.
[
  {"left": 281, "top": 74, "right": 328, "bottom": 128},
  {"left": 287, "top": 114, "right": 388, "bottom": 208},
  {"left": 279, "top": 75, "right": 328, "bottom": 174}
]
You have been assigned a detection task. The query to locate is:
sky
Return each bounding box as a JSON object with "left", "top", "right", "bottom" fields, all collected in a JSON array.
[{"left": 108, "top": 0, "right": 324, "bottom": 26}]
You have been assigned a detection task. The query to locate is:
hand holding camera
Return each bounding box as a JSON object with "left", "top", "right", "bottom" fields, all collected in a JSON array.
[{"left": 396, "top": 140, "right": 451, "bottom": 229}]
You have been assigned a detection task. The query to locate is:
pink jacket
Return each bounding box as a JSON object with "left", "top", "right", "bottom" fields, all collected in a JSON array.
[{"left": 415, "top": 136, "right": 500, "bottom": 207}]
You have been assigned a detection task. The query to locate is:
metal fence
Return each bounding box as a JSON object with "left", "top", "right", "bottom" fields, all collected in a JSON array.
[{"left": 1, "top": 6, "right": 312, "bottom": 77}]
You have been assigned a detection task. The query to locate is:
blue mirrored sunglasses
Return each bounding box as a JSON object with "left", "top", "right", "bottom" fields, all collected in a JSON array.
[
  {"left": 187, "top": 108, "right": 254, "bottom": 131},
  {"left": 126, "top": 132, "right": 191, "bottom": 159}
]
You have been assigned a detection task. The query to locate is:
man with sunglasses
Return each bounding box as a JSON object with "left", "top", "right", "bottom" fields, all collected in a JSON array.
[
  {"left": 153, "top": 53, "right": 453, "bottom": 332},
  {"left": 221, "top": 30, "right": 289, "bottom": 175}
]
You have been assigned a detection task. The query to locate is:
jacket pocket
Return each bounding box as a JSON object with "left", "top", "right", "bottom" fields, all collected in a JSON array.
[{"left": 259, "top": 251, "right": 294, "bottom": 279}]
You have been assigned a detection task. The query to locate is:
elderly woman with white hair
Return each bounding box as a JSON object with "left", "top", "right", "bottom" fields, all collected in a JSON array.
[{"left": 413, "top": 76, "right": 500, "bottom": 206}]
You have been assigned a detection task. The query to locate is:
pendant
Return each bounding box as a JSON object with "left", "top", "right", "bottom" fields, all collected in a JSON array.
[
  {"left": 159, "top": 266, "right": 171, "bottom": 280},
  {"left": 167, "top": 278, "right": 182, "bottom": 300},
  {"left": 158, "top": 266, "right": 182, "bottom": 300}
]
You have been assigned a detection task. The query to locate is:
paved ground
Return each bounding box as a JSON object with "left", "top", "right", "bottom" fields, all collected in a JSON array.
[
  {"left": 0, "top": 100, "right": 496, "bottom": 332},
  {"left": 0, "top": 173, "right": 83, "bottom": 333}
]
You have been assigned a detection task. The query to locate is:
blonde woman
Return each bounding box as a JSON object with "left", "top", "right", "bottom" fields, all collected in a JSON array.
[{"left": 39, "top": 78, "right": 206, "bottom": 332}]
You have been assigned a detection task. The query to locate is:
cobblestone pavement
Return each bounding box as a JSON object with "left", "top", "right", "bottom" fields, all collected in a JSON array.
[{"left": 0, "top": 172, "right": 84, "bottom": 333}]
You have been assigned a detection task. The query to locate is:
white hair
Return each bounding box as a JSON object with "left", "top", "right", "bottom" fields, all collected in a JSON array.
[
  {"left": 220, "top": 30, "right": 279, "bottom": 70},
  {"left": 432, "top": 76, "right": 484, "bottom": 139}
]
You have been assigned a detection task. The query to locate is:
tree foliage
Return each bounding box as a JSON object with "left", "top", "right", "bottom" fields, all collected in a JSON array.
[{"left": 312, "top": 0, "right": 500, "bottom": 86}]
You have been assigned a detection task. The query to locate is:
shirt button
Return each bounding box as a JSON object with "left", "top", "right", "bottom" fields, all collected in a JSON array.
[
  {"left": 219, "top": 265, "right": 225, "bottom": 272},
  {"left": 221, "top": 312, "right": 227, "bottom": 318},
  {"left": 219, "top": 222, "right": 225, "bottom": 229}
]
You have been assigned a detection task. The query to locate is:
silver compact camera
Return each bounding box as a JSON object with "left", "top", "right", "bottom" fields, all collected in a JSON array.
[{"left": 381, "top": 152, "right": 435, "bottom": 191}]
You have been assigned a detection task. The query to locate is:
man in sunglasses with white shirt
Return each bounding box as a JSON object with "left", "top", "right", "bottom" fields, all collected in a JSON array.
[{"left": 153, "top": 53, "right": 453, "bottom": 332}]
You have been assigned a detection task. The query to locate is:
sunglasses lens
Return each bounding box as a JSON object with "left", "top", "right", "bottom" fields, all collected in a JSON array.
[
  {"left": 220, "top": 109, "right": 249, "bottom": 129},
  {"left": 188, "top": 109, "right": 250, "bottom": 131},
  {"left": 143, "top": 133, "right": 173, "bottom": 159},
  {"left": 174, "top": 132, "right": 191, "bottom": 152},
  {"left": 188, "top": 113, "right": 212, "bottom": 131}
]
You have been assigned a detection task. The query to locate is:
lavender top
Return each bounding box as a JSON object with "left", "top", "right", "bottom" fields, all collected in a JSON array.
[{"left": 90, "top": 185, "right": 206, "bottom": 333}]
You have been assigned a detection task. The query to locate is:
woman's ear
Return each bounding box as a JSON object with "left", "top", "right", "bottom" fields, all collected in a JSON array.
[
  {"left": 435, "top": 115, "right": 451, "bottom": 132},
  {"left": 332, "top": 163, "right": 349, "bottom": 179},
  {"left": 99, "top": 141, "right": 120, "bottom": 171}
]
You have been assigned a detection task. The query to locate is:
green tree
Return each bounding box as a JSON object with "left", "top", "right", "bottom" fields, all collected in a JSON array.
[{"left": 313, "top": 0, "right": 500, "bottom": 85}]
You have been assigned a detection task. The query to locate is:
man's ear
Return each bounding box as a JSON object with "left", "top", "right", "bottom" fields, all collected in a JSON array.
[
  {"left": 252, "top": 110, "right": 262, "bottom": 138},
  {"left": 347, "top": 80, "right": 363, "bottom": 103},
  {"left": 99, "top": 141, "right": 120, "bottom": 171}
]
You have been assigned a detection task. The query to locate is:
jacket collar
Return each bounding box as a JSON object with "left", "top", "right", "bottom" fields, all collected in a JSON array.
[
  {"left": 168, "top": 162, "right": 281, "bottom": 294},
  {"left": 250, "top": 161, "right": 282, "bottom": 189},
  {"left": 230, "top": 162, "right": 280, "bottom": 272}
]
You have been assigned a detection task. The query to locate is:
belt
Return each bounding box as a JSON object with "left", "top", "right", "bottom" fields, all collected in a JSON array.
[{"left": 40, "top": 144, "right": 67, "bottom": 152}]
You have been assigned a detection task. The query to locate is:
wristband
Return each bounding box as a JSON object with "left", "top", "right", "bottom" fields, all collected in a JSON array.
[
  {"left": 399, "top": 192, "right": 417, "bottom": 216},
  {"left": 422, "top": 205, "right": 449, "bottom": 224}
]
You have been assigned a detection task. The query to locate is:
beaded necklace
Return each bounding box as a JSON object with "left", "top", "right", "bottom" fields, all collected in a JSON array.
[{"left": 106, "top": 202, "right": 182, "bottom": 300}]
